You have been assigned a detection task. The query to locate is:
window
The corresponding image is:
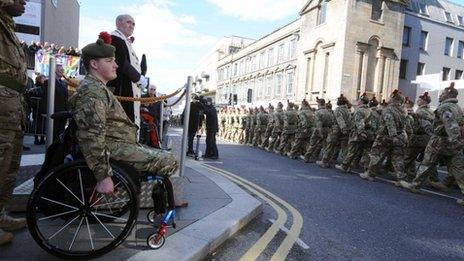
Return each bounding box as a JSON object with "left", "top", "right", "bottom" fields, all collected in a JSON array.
[
  {"left": 277, "top": 44, "right": 285, "bottom": 63},
  {"left": 443, "top": 67, "right": 451, "bottom": 81},
  {"left": 418, "top": 3, "right": 428, "bottom": 15},
  {"left": 445, "top": 37, "right": 454, "bottom": 56},
  {"left": 399, "top": 59, "right": 408, "bottom": 79},
  {"left": 268, "top": 48, "right": 274, "bottom": 66},
  {"left": 289, "top": 39, "right": 297, "bottom": 59},
  {"left": 252, "top": 55, "right": 257, "bottom": 71},
  {"left": 403, "top": 27, "right": 411, "bottom": 47},
  {"left": 445, "top": 11, "right": 453, "bottom": 23},
  {"left": 420, "top": 31, "right": 428, "bottom": 50},
  {"left": 258, "top": 78, "right": 264, "bottom": 98},
  {"left": 417, "top": 62, "right": 425, "bottom": 76},
  {"left": 458, "top": 15, "right": 464, "bottom": 26},
  {"left": 239, "top": 61, "right": 244, "bottom": 75},
  {"left": 456, "top": 70, "right": 463, "bottom": 80},
  {"left": 275, "top": 74, "right": 283, "bottom": 97},
  {"left": 259, "top": 51, "right": 266, "bottom": 69},
  {"left": 458, "top": 41, "right": 464, "bottom": 59},
  {"left": 234, "top": 63, "right": 238, "bottom": 76},
  {"left": 371, "top": 0, "right": 383, "bottom": 21},
  {"left": 265, "top": 76, "right": 273, "bottom": 97},
  {"left": 317, "top": 0, "right": 327, "bottom": 25},
  {"left": 286, "top": 71, "right": 294, "bottom": 95}
]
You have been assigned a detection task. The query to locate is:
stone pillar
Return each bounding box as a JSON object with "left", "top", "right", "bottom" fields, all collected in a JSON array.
[
  {"left": 382, "top": 57, "right": 392, "bottom": 100},
  {"left": 360, "top": 52, "right": 368, "bottom": 95},
  {"left": 373, "top": 50, "right": 385, "bottom": 96}
]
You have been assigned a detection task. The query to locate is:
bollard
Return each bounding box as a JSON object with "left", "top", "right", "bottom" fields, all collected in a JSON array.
[
  {"left": 159, "top": 100, "right": 164, "bottom": 144},
  {"left": 46, "top": 57, "right": 56, "bottom": 148},
  {"left": 179, "top": 76, "right": 192, "bottom": 178}
]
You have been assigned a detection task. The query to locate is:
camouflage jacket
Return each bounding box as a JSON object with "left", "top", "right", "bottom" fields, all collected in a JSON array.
[
  {"left": 409, "top": 105, "right": 434, "bottom": 147},
  {"left": 377, "top": 104, "right": 407, "bottom": 146},
  {"left": 244, "top": 113, "right": 251, "bottom": 130},
  {"left": 404, "top": 108, "right": 415, "bottom": 138},
  {"left": 70, "top": 75, "right": 139, "bottom": 181},
  {"left": 349, "top": 104, "right": 370, "bottom": 142},
  {"left": 272, "top": 109, "right": 285, "bottom": 133},
  {"left": 433, "top": 98, "right": 464, "bottom": 142},
  {"left": 295, "top": 107, "right": 315, "bottom": 138},
  {"left": 333, "top": 104, "right": 352, "bottom": 135},
  {"left": 315, "top": 107, "right": 334, "bottom": 137},
  {"left": 0, "top": 7, "right": 28, "bottom": 131},
  {"left": 255, "top": 112, "right": 268, "bottom": 132},
  {"left": 366, "top": 108, "right": 380, "bottom": 141},
  {"left": 282, "top": 107, "right": 298, "bottom": 134}
]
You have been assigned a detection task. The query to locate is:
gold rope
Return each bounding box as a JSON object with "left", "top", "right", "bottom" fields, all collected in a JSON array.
[{"left": 64, "top": 76, "right": 184, "bottom": 104}]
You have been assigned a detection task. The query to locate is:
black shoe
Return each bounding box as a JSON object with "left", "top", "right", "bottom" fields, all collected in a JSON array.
[{"left": 22, "top": 146, "right": 31, "bottom": 151}]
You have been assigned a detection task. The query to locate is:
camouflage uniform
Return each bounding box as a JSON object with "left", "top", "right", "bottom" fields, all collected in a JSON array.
[
  {"left": 70, "top": 75, "right": 179, "bottom": 182},
  {"left": 260, "top": 105, "right": 274, "bottom": 149},
  {"left": 288, "top": 101, "right": 314, "bottom": 159},
  {"left": 238, "top": 109, "right": 246, "bottom": 144},
  {"left": 267, "top": 104, "right": 284, "bottom": 152},
  {"left": 303, "top": 101, "right": 334, "bottom": 163},
  {"left": 244, "top": 109, "right": 252, "bottom": 144},
  {"left": 0, "top": 5, "right": 28, "bottom": 213},
  {"left": 318, "top": 101, "right": 352, "bottom": 168},
  {"left": 233, "top": 110, "right": 241, "bottom": 143},
  {"left": 360, "top": 92, "right": 407, "bottom": 181},
  {"left": 251, "top": 108, "right": 261, "bottom": 146},
  {"left": 358, "top": 102, "right": 381, "bottom": 170},
  {"left": 278, "top": 103, "right": 298, "bottom": 155},
  {"left": 257, "top": 107, "right": 269, "bottom": 147}
]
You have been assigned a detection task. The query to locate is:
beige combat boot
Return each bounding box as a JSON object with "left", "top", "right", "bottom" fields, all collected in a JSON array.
[
  {"left": 0, "top": 229, "right": 13, "bottom": 246},
  {"left": 0, "top": 211, "right": 27, "bottom": 232},
  {"left": 359, "top": 172, "right": 374, "bottom": 182},
  {"left": 397, "top": 180, "right": 420, "bottom": 193}
]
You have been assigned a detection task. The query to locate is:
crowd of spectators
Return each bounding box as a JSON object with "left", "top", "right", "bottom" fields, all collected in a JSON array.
[{"left": 20, "top": 41, "right": 81, "bottom": 69}]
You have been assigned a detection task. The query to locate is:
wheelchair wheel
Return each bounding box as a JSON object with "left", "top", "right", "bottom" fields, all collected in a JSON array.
[{"left": 27, "top": 160, "right": 139, "bottom": 259}]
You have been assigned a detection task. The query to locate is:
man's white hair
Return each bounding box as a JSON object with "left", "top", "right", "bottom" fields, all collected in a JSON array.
[{"left": 115, "top": 14, "right": 133, "bottom": 24}]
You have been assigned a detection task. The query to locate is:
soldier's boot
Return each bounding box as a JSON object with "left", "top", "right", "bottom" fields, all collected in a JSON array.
[
  {"left": 397, "top": 180, "right": 420, "bottom": 193},
  {"left": 457, "top": 198, "right": 464, "bottom": 206},
  {"left": 316, "top": 160, "right": 329, "bottom": 168},
  {"left": 286, "top": 152, "right": 297, "bottom": 159},
  {"left": 0, "top": 211, "right": 27, "bottom": 232},
  {"left": 0, "top": 229, "right": 13, "bottom": 246},
  {"left": 429, "top": 181, "right": 451, "bottom": 192},
  {"left": 335, "top": 164, "right": 350, "bottom": 173},
  {"left": 359, "top": 172, "right": 374, "bottom": 182}
]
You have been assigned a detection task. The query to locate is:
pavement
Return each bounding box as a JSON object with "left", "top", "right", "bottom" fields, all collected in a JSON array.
[{"left": 0, "top": 133, "right": 262, "bottom": 260}]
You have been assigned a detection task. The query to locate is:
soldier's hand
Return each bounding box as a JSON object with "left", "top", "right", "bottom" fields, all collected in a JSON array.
[{"left": 95, "top": 177, "right": 114, "bottom": 194}]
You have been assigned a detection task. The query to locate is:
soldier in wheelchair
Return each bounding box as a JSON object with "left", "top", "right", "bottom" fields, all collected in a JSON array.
[{"left": 27, "top": 36, "right": 179, "bottom": 259}]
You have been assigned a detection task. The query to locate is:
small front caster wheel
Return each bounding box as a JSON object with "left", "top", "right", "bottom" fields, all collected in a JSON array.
[{"left": 147, "top": 233, "right": 165, "bottom": 249}]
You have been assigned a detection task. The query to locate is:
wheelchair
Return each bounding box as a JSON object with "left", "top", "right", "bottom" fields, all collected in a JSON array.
[{"left": 26, "top": 112, "right": 176, "bottom": 259}]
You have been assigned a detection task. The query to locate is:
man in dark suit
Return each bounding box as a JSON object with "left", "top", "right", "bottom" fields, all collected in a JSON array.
[
  {"left": 107, "top": 14, "right": 148, "bottom": 126},
  {"left": 183, "top": 96, "right": 204, "bottom": 156},
  {"left": 44, "top": 64, "right": 68, "bottom": 142},
  {"left": 203, "top": 98, "right": 219, "bottom": 159}
]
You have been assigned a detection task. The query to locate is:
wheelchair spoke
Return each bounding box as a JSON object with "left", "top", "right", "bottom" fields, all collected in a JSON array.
[
  {"left": 103, "top": 195, "right": 114, "bottom": 214},
  {"left": 85, "top": 216, "right": 95, "bottom": 250},
  {"left": 78, "top": 170, "right": 85, "bottom": 204},
  {"left": 48, "top": 214, "right": 80, "bottom": 240},
  {"left": 93, "top": 199, "right": 130, "bottom": 209},
  {"left": 90, "top": 212, "right": 115, "bottom": 239},
  {"left": 38, "top": 209, "right": 79, "bottom": 221},
  {"left": 40, "top": 197, "right": 79, "bottom": 211},
  {"left": 90, "top": 182, "right": 121, "bottom": 207},
  {"left": 56, "top": 178, "right": 84, "bottom": 206},
  {"left": 91, "top": 212, "right": 128, "bottom": 222},
  {"left": 69, "top": 216, "right": 84, "bottom": 250}
]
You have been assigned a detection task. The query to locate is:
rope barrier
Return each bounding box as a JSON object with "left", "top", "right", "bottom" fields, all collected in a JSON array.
[{"left": 64, "top": 76, "right": 185, "bottom": 104}]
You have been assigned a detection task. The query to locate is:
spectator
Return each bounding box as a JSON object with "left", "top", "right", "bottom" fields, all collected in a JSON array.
[
  {"left": 184, "top": 95, "right": 205, "bottom": 156},
  {"left": 203, "top": 98, "right": 218, "bottom": 159},
  {"left": 162, "top": 103, "right": 172, "bottom": 138},
  {"left": 30, "top": 75, "right": 47, "bottom": 145},
  {"left": 142, "top": 84, "right": 162, "bottom": 126}
]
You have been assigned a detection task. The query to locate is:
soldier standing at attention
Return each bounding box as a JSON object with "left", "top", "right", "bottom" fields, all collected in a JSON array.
[
  {"left": 0, "top": 0, "right": 29, "bottom": 245},
  {"left": 359, "top": 90, "right": 407, "bottom": 182},
  {"left": 317, "top": 94, "right": 352, "bottom": 168},
  {"left": 336, "top": 93, "right": 370, "bottom": 173},
  {"left": 398, "top": 84, "right": 464, "bottom": 206},
  {"left": 303, "top": 98, "right": 334, "bottom": 163},
  {"left": 288, "top": 99, "right": 314, "bottom": 159}
]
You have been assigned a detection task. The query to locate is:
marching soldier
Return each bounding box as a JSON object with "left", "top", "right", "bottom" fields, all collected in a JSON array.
[
  {"left": 0, "top": 0, "right": 28, "bottom": 245},
  {"left": 238, "top": 108, "right": 246, "bottom": 144},
  {"left": 317, "top": 94, "right": 352, "bottom": 168},
  {"left": 252, "top": 106, "right": 266, "bottom": 146},
  {"left": 335, "top": 93, "right": 370, "bottom": 172},
  {"left": 398, "top": 84, "right": 464, "bottom": 206},
  {"left": 251, "top": 107, "right": 260, "bottom": 146},
  {"left": 303, "top": 98, "right": 334, "bottom": 163},
  {"left": 258, "top": 106, "right": 270, "bottom": 147},
  {"left": 266, "top": 102, "right": 284, "bottom": 152},
  {"left": 357, "top": 96, "right": 381, "bottom": 170},
  {"left": 360, "top": 90, "right": 408, "bottom": 182},
  {"left": 278, "top": 101, "right": 298, "bottom": 155},
  {"left": 233, "top": 108, "right": 241, "bottom": 143},
  {"left": 260, "top": 104, "right": 274, "bottom": 149},
  {"left": 288, "top": 99, "right": 314, "bottom": 159},
  {"left": 246, "top": 108, "right": 255, "bottom": 145}
]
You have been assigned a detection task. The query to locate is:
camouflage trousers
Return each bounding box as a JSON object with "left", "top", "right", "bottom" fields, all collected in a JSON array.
[
  {"left": 260, "top": 127, "right": 273, "bottom": 149},
  {"left": 266, "top": 131, "right": 281, "bottom": 152},
  {"left": 288, "top": 135, "right": 310, "bottom": 158},
  {"left": 278, "top": 132, "right": 295, "bottom": 155},
  {"left": 413, "top": 135, "right": 464, "bottom": 192},
  {"left": 365, "top": 135, "right": 407, "bottom": 180},
  {"left": 341, "top": 140, "right": 371, "bottom": 171},
  {"left": 252, "top": 130, "right": 263, "bottom": 146},
  {"left": 0, "top": 130, "right": 23, "bottom": 210},
  {"left": 321, "top": 131, "right": 348, "bottom": 165},
  {"left": 237, "top": 129, "right": 246, "bottom": 144},
  {"left": 304, "top": 130, "right": 326, "bottom": 162},
  {"left": 108, "top": 141, "right": 179, "bottom": 177},
  {"left": 233, "top": 127, "right": 241, "bottom": 143},
  {"left": 246, "top": 129, "right": 254, "bottom": 145},
  {"left": 404, "top": 146, "right": 438, "bottom": 182}
]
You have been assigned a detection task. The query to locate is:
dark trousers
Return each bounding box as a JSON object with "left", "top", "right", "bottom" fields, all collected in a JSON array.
[
  {"left": 53, "top": 119, "right": 66, "bottom": 142},
  {"left": 206, "top": 131, "right": 218, "bottom": 158},
  {"left": 187, "top": 131, "right": 196, "bottom": 154}
]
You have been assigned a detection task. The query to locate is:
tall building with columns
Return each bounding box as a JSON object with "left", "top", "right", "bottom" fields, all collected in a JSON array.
[{"left": 215, "top": 0, "right": 409, "bottom": 106}]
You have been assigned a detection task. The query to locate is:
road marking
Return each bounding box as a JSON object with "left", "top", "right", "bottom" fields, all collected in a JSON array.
[
  {"left": 296, "top": 174, "right": 330, "bottom": 180},
  {"left": 351, "top": 171, "right": 461, "bottom": 201},
  {"left": 203, "top": 161, "right": 224, "bottom": 164},
  {"left": 268, "top": 219, "right": 309, "bottom": 250},
  {"left": 201, "top": 163, "right": 304, "bottom": 261}
]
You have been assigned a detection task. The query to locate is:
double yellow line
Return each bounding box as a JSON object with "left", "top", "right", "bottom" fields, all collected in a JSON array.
[{"left": 201, "top": 163, "right": 304, "bottom": 261}]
